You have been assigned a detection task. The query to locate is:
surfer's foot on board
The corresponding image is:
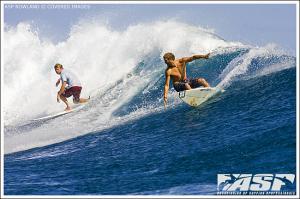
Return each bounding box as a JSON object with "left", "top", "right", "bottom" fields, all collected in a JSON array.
[
  {"left": 78, "top": 96, "right": 90, "bottom": 104},
  {"left": 65, "top": 107, "right": 71, "bottom": 111},
  {"left": 80, "top": 96, "right": 90, "bottom": 103},
  {"left": 73, "top": 96, "right": 90, "bottom": 104}
]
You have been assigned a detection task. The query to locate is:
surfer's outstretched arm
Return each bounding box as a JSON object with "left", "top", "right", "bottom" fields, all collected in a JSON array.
[
  {"left": 164, "top": 69, "right": 171, "bottom": 109},
  {"left": 180, "top": 53, "right": 210, "bottom": 63}
]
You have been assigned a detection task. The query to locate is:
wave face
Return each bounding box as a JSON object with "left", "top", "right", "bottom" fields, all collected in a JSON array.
[{"left": 3, "top": 20, "right": 296, "bottom": 195}]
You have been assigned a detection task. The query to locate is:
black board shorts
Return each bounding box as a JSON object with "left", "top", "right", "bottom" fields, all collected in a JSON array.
[{"left": 173, "top": 78, "right": 202, "bottom": 92}]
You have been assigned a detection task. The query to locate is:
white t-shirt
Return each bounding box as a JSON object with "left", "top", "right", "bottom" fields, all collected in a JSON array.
[{"left": 60, "top": 69, "right": 81, "bottom": 89}]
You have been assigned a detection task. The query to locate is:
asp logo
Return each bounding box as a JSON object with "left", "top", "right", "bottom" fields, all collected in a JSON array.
[{"left": 218, "top": 174, "right": 295, "bottom": 192}]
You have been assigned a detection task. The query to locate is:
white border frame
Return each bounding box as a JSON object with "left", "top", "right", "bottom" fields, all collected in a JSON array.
[{"left": 1, "top": 1, "right": 299, "bottom": 198}]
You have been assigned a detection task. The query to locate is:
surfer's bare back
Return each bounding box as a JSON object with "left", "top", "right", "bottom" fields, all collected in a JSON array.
[{"left": 163, "top": 52, "right": 211, "bottom": 108}]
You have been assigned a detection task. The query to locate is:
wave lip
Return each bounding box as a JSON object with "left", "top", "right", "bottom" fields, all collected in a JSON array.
[{"left": 217, "top": 44, "right": 296, "bottom": 88}]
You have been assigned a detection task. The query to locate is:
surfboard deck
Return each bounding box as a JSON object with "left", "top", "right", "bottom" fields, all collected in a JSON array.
[
  {"left": 31, "top": 103, "right": 86, "bottom": 122},
  {"left": 178, "top": 87, "right": 224, "bottom": 107}
]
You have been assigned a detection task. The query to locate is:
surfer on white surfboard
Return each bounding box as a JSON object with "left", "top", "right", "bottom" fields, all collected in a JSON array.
[
  {"left": 54, "top": 63, "right": 89, "bottom": 111},
  {"left": 163, "top": 52, "right": 211, "bottom": 108}
]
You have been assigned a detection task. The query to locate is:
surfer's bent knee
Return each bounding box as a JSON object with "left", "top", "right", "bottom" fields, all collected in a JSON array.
[{"left": 198, "top": 78, "right": 205, "bottom": 83}]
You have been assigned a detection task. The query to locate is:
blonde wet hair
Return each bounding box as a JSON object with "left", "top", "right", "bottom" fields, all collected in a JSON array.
[
  {"left": 163, "top": 52, "right": 175, "bottom": 60},
  {"left": 54, "top": 63, "right": 63, "bottom": 69}
]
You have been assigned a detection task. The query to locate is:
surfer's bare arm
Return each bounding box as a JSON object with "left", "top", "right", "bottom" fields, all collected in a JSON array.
[
  {"left": 180, "top": 53, "right": 210, "bottom": 63},
  {"left": 57, "top": 81, "right": 67, "bottom": 102},
  {"left": 164, "top": 70, "right": 171, "bottom": 108}
]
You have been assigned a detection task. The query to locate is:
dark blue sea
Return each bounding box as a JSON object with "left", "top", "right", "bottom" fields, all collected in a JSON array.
[{"left": 4, "top": 47, "right": 297, "bottom": 195}]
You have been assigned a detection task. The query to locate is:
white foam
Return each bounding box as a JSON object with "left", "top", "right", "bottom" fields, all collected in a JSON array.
[{"left": 217, "top": 43, "right": 295, "bottom": 88}]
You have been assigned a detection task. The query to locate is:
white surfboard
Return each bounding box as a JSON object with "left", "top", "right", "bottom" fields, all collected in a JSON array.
[
  {"left": 31, "top": 103, "right": 86, "bottom": 122},
  {"left": 179, "top": 87, "right": 224, "bottom": 107}
]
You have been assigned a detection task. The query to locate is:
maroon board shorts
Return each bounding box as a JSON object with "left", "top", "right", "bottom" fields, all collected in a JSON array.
[{"left": 62, "top": 86, "right": 82, "bottom": 102}]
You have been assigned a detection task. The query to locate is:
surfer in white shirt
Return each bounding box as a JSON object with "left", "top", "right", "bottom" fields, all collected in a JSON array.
[{"left": 54, "top": 63, "right": 89, "bottom": 111}]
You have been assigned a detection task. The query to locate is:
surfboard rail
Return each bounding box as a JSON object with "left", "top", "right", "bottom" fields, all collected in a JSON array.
[
  {"left": 31, "top": 103, "right": 86, "bottom": 122},
  {"left": 178, "top": 87, "right": 224, "bottom": 107}
]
